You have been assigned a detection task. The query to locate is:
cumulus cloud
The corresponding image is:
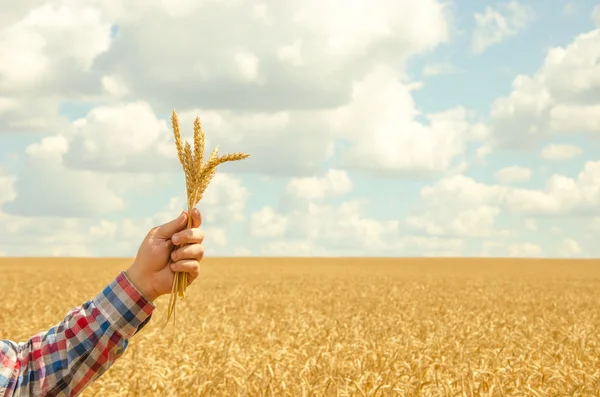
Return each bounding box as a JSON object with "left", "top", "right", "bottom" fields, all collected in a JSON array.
[
  {"left": 488, "top": 21, "right": 600, "bottom": 148},
  {"left": 0, "top": 0, "right": 114, "bottom": 132},
  {"left": 251, "top": 207, "right": 289, "bottom": 238},
  {"left": 0, "top": 169, "right": 16, "bottom": 205},
  {"left": 250, "top": 169, "right": 465, "bottom": 256},
  {"left": 540, "top": 144, "right": 582, "bottom": 161},
  {"left": 3, "top": 0, "right": 598, "bottom": 259},
  {"left": 285, "top": 169, "right": 353, "bottom": 201},
  {"left": 471, "top": 0, "right": 535, "bottom": 53},
  {"left": 508, "top": 242, "right": 543, "bottom": 258},
  {"left": 406, "top": 205, "right": 508, "bottom": 238},
  {"left": 63, "top": 101, "right": 176, "bottom": 173},
  {"left": 0, "top": 172, "right": 246, "bottom": 256},
  {"left": 494, "top": 165, "right": 532, "bottom": 184},
  {"left": 415, "top": 161, "right": 600, "bottom": 218},
  {"left": 255, "top": 199, "right": 465, "bottom": 256},
  {"left": 173, "top": 66, "right": 486, "bottom": 178},
  {"left": 2, "top": 136, "right": 127, "bottom": 217},
  {"left": 422, "top": 62, "right": 460, "bottom": 77},
  {"left": 89, "top": 0, "right": 451, "bottom": 113},
  {"left": 558, "top": 238, "right": 583, "bottom": 257},
  {"left": 201, "top": 173, "right": 249, "bottom": 225},
  {"left": 524, "top": 218, "right": 537, "bottom": 231},
  {"left": 0, "top": 0, "right": 473, "bottom": 181},
  {"left": 330, "top": 67, "right": 485, "bottom": 177}
]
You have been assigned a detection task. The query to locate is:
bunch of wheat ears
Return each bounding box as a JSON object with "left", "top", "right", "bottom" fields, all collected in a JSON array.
[{"left": 166, "top": 110, "right": 249, "bottom": 325}]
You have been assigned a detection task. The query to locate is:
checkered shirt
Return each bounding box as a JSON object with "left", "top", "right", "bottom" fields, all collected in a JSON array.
[{"left": 1, "top": 271, "right": 155, "bottom": 396}]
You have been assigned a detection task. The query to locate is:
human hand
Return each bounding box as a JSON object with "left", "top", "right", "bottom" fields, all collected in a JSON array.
[{"left": 126, "top": 208, "right": 205, "bottom": 302}]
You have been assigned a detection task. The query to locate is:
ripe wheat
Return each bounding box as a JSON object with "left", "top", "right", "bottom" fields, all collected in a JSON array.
[
  {"left": 168, "top": 110, "right": 249, "bottom": 325},
  {"left": 3, "top": 258, "right": 600, "bottom": 396}
]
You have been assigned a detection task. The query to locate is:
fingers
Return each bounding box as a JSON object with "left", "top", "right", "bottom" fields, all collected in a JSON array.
[
  {"left": 172, "top": 227, "right": 204, "bottom": 246},
  {"left": 154, "top": 211, "right": 188, "bottom": 239},
  {"left": 190, "top": 208, "right": 202, "bottom": 228},
  {"left": 171, "top": 243, "right": 204, "bottom": 263},
  {"left": 170, "top": 259, "right": 200, "bottom": 283}
]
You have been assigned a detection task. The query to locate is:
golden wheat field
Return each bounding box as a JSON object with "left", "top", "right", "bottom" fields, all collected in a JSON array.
[{"left": 2, "top": 257, "right": 600, "bottom": 396}]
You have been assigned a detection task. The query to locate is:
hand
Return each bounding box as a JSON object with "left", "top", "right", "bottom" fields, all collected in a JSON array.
[{"left": 126, "top": 208, "right": 205, "bottom": 302}]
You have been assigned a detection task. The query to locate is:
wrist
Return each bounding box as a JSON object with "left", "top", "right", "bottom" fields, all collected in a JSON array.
[{"left": 125, "top": 265, "right": 158, "bottom": 302}]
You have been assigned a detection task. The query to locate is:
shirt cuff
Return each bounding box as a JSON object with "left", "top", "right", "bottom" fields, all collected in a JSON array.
[{"left": 93, "top": 271, "right": 156, "bottom": 339}]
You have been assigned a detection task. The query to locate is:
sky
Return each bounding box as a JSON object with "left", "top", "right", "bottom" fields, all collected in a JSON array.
[{"left": 0, "top": 0, "right": 599, "bottom": 258}]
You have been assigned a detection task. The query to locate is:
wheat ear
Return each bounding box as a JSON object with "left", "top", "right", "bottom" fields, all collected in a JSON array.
[{"left": 165, "top": 111, "right": 249, "bottom": 327}]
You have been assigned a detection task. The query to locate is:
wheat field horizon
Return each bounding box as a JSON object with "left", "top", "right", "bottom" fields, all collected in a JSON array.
[{"left": 2, "top": 257, "right": 600, "bottom": 396}]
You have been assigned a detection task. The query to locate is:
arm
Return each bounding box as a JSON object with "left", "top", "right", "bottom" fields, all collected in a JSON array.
[
  {"left": 1, "top": 208, "right": 204, "bottom": 397},
  {"left": 0, "top": 271, "right": 154, "bottom": 397}
]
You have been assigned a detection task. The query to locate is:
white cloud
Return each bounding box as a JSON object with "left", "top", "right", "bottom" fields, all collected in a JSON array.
[
  {"left": 488, "top": 23, "right": 600, "bottom": 147},
  {"left": 3, "top": 137, "right": 126, "bottom": 217},
  {"left": 87, "top": 0, "right": 450, "bottom": 115},
  {"left": 0, "top": 169, "right": 16, "bottom": 205},
  {"left": 406, "top": 205, "right": 507, "bottom": 238},
  {"left": 4, "top": 0, "right": 598, "bottom": 259},
  {"left": 233, "top": 50, "right": 261, "bottom": 83},
  {"left": 422, "top": 62, "right": 460, "bottom": 77},
  {"left": 173, "top": 64, "right": 486, "bottom": 179},
  {"left": 64, "top": 101, "right": 175, "bottom": 173},
  {"left": 101, "top": 74, "right": 130, "bottom": 97},
  {"left": 0, "top": 213, "right": 124, "bottom": 257},
  {"left": 416, "top": 161, "right": 600, "bottom": 218},
  {"left": 251, "top": 169, "right": 466, "bottom": 256},
  {"left": 540, "top": 144, "right": 582, "bottom": 161},
  {"left": 203, "top": 227, "right": 227, "bottom": 248},
  {"left": 161, "top": 173, "right": 249, "bottom": 227},
  {"left": 494, "top": 165, "right": 532, "bottom": 184},
  {"left": 251, "top": 207, "right": 289, "bottom": 238},
  {"left": 277, "top": 40, "right": 304, "bottom": 67},
  {"left": 0, "top": 182, "right": 239, "bottom": 256},
  {"left": 0, "top": 1, "right": 114, "bottom": 132},
  {"left": 285, "top": 169, "right": 353, "bottom": 201},
  {"left": 558, "top": 238, "right": 583, "bottom": 257},
  {"left": 260, "top": 240, "right": 328, "bottom": 256},
  {"left": 549, "top": 104, "right": 600, "bottom": 132},
  {"left": 0, "top": 0, "right": 467, "bottom": 181},
  {"left": 0, "top": 3, "right": 112, "bottom": 89},
  {"left": 251, "top": 3, "right": 270, "bottom": 22},
  {"left": 233, "top": 247, "right": 252, "bottom": 256},
  {"left": 505, "top": 162, "right": 600, "bottom": 216},
  {"left": 481, "top": 240, "right": 504, "bottom": 257},
  {"left": 201, "top": 173, "right": 249, "bottom": 225},
  {"left": 508, "top": 242, "right": 542, "bottom": 257},
  {"left": 175, "top": 108, "right": 334, "bottom": 177},
  {"left": 472, "top": 1, "right": 535, "bottom": 53},
  {"left": 524, "top": 218, "right": 537, "bottom": 231},
  {"left": 254, "top": 199, "right": 402, "bottom": 256},
  {"left": 330, "top": 66, "right": 484, "bottom": 176}
]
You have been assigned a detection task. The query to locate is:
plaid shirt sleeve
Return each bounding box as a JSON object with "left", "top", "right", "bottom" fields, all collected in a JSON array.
[{"left": 0, "top": 270, "right": 155, "bottom": 397}]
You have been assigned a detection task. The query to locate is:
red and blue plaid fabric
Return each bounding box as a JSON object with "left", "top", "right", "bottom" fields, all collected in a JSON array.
[{"left": 1, "top": 271, "right": 155, "bottom": 397}]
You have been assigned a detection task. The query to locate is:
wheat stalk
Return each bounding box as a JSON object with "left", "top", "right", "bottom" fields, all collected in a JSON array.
[{"left": 166, "top": 110, "right": 250, "bottom": 326}]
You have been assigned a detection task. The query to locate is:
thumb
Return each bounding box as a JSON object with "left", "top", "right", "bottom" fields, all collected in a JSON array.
[{"left": 155, "top": 211, "right": 188, "bottom": 239}]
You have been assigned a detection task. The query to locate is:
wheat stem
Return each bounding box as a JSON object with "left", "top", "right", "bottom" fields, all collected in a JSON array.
[{"left": 164, "top": 110, "right": 249, "bottom": 328}]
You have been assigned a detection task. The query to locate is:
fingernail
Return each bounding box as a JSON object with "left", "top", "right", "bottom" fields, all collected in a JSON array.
[
  {"left": 172, "top": 235, "right": 180, "bottom": 244},
  {"left": 171, "top": 263, "right": 177, "bottom": 271}
]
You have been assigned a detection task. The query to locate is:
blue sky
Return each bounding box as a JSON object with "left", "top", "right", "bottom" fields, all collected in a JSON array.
[{"left": 0, "top": 0, "right": 599, "bottom": 257}]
